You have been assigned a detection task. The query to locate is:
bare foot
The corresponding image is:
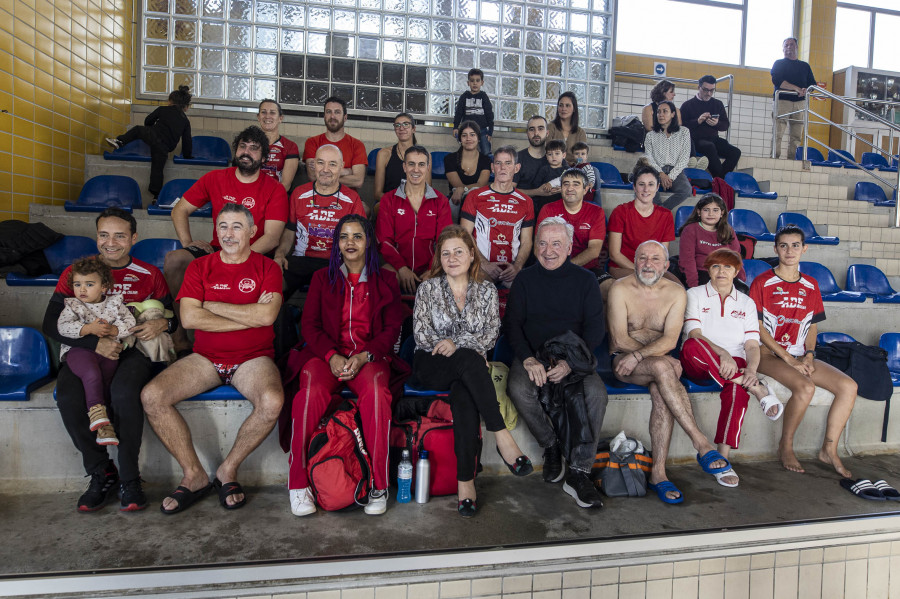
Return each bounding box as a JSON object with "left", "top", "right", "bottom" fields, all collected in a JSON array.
[
  {"left": 765, "top": 403, "right": 779, "bottom": 418},
  {"left": 778, "top": 444, "right": 805, "bottom": 473},
  {"left": 818, "top": 448, "right": 852, "bottom": 478}
]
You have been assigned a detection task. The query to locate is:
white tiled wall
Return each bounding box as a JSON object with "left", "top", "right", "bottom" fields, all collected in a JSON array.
[{"left": 612, "top": 82, "right": 779, "bottom": 159}]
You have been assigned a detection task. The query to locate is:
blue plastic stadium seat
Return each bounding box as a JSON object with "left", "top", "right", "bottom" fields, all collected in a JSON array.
[
  {"left": 64, "top": 175, "right": 143, "bottom": 213},
  {"left": 398, "top": 337, "right": 449, "bottom": 396},
  {"left": 794, "top": 147, "right": 843, "bottom": 167},
  {"left": 879, "top": 333, "right": 900, "bottom": 386},
  {"left": 828, "top": 149, "right": 859, "bottom": 169},
  {"left": 724, "top": 172, "right": 778, "bottom": 199},
  {"left": 147, "top": 179, "right": 212, "bottom": 216},
  {"left": 798, "top": 262, "right": 865, "bottom": 302},
  {"left": 674, "top": 205, "right": 693, "bottom": 236},
  {"left": 846, "top": 264, "right": 900, "bottom": 303},
  {"left": 0, "top": 327, "right": 52, "bottom": 401},
  {"left": 612, "top": 144, "right": 626, "bottom": 152},
  {"left": 131, "top": 238, "right": 182, "bottom": 270},
  {"left": 431, "top": 151, "right": 450, "bottom": 180},
  {"left": 727, "top": 209, "right": 775, "bottom": 242},
  {"left": 187, "top": 386, "right": 246, "bottom": 401},
  {"left": 5, "top": 235, "right": 97, "bottom": 286},
  {"left": 367, "top": 148, "right": 379, "bottom": 176},
  {"left": 602, "top": 376, "right": 649, "bottom": 395},
  {"left": 683, "top": 168, "right": 714, "bottom": 183},
  {"left": 817, "top": 332, "right": 858, "bottom": 345},
  {"left": 103, "top": 139, "right": 153, "bottom": 162},
  {"left": 592, "top": 162, "right": 631, "bottom": 189},
  {"left": 860, "top": 152, "right": 896, "bottom": 171},
  {"left": 853, "top": 181, "right": 895, "bottom": 207},
  {"left": 173, "top": 136, "right": 230, "bottom": 166},
  {"left": 493, "top": 335, "right": 514, "bottom": 366},
  {"left": 743, "top": 259, "right": 773, "bottom": 286},
  {"left": 776, "top": 212, "right": 838, "bottom": 245}
]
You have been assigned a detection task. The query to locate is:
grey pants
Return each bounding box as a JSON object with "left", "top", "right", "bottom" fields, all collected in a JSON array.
[
  {"left": 654, "top": 168, "right": 693, "bottom": 211},
  {"left": 507, "top": 359, "right": 609, "bottom": 473}
]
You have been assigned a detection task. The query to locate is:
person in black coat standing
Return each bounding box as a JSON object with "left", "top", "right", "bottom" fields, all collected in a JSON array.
[{"left": 771, "top": 37, "right": 817, "bottom": 159}]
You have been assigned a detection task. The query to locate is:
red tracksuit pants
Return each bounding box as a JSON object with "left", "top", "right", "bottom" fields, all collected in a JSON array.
[
  {"left": 288, "top": 357, "right": 392, "bottom": 490},
  {"left": 680, "top": 337, "right": 749, "bottom": 448}
]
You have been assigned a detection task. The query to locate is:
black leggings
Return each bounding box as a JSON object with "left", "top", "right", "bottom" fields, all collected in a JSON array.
[
  {"left": 413, "top": 348, "right": 505, "bottom": 481},
  {"left": 56, "top": 348, "right": 154, "bottom": 482},
  {"left": 118, "top": 126, "right": 169, "bottom": 196}
]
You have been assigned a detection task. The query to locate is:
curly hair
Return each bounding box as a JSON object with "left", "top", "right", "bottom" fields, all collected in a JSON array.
[
  {"left": 68, "top": 256, "right": 114, "bottom": 291},
  {"left": 649, "top": 80, "right": 675, "bottom": 104},
  {"left": 232, "top": 126, "right": 270, "bottom": 165}
]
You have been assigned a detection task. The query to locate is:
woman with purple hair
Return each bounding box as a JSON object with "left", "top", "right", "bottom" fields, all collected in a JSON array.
[{"left": 285, "top": 214, "right": 406, "bottom": 517}]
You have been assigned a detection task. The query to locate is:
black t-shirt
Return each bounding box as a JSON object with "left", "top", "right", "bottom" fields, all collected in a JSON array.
[
  {"left": 771, "top": 58, "right": 817, "bottom": 103},
  {"left": 515, "top": 148, "right": 549, "bottom": 190},
  {"left": 443, "top": 151, "right": 491, "bottom": 191}
]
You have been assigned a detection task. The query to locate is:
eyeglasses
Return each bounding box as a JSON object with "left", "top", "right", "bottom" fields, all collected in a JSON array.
[
  {"left": 700, "top": 86, "right": 716, "bottom": 93},
  {"left": 393, "top": 122, "right": 413, "bottom": 129}
]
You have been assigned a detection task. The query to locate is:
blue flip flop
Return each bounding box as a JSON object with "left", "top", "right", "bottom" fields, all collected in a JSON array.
[
  {"left": 697, "top": 450, "right": 732, "bottom": 475},
  {"left": 648, "top": 480, "right": 684, "bottom": 504}
]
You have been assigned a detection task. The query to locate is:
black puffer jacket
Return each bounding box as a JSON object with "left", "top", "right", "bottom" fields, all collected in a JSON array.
[
  {"left": 0, "top": 220, "right": 63, "bottom": 276},
  {"left": 535, "top": 331, "right": 598, "bottom": 464}
]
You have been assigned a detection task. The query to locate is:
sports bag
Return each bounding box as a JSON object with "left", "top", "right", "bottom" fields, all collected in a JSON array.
[
  {"left": 815, "top": 340, "right": 892, "bottom": 441},
  {"left": 390, "top": 396, "right": 473, "bottom": 496},
  {"left": 307, "top": 401, "right": 374, "bottom": 511},
  {"left": 591, "top": 436, "right": 653, "bottom": 497}
]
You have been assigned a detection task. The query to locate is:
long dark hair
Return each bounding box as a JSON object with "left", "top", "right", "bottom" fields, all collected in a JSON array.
[
  {"left": 652, "top": 101, "right": 680, "bottom": 133},
  {"left": 680, "top": 193, "right": 735, "bottom": 244},
  {"left": 552, "top": 91, "right": 580, "bottom": 134},
  {"left": 327, "top": 214, "right": 381, "bottom": 290},
  {"left": 455, "top": 120, "right": 483, "bottom": 164}
]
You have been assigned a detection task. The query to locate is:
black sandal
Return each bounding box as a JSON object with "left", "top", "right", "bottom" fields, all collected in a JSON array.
[
  {"left": 159, "top": 482, "right": 214, "bottom": 515},
  {"left": 213, "top": 477, "right": 248, "bottom": 510},
  {"left": 457, "top": 498, "right": 477, "bottom": 518}
]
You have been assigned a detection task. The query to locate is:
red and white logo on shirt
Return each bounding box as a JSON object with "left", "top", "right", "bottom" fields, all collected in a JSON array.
[
  {"left": 242, "top": 197, "right": 256, "bottom": 209},
  {"left": 238, "top": 278, "right": 257, "bottom": 293}
]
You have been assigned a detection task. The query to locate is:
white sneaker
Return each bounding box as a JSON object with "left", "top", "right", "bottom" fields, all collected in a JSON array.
[
  {"left": 695, "top": 156, "right": 710, "bottom": 171},
  {"left": 364, "top": 488, "right": 387, "bottom": 515},
  {"left": 687, "top": 157, "right": 698, "bottom": 169},
  {"left": 105, "top": 137, "right": 122, "bottom": 150},
  {"left": 289, "top": 488, "right": 316, "bottom": 517}
]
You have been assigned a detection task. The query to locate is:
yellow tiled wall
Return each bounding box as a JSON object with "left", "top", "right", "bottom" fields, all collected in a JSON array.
[{"left": 0, "top": 0, "right": 134, "bottom": 221}]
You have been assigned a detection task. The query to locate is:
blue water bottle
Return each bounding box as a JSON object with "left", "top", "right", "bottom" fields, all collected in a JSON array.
[{"left": 397, "top": 449, "right": 413, "bottom": 503}]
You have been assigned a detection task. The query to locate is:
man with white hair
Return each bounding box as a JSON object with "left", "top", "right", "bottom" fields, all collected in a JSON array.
[
  {"left": 505, "top": 216, "right": 608, "bottom": 508},
  {"left": 607, "top": 240, "right": 738, "bottom": 504}
]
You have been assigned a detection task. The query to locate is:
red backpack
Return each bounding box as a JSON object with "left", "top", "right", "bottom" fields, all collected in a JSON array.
[
  {"left": 390, "top": 396, "right": 475, "bottom": 497},
  {"left": 307, "top": 401, "right": 374, "bottom": 511}
]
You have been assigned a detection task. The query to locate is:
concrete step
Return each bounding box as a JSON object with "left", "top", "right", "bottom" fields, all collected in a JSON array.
[
  {"left": 83, "top": 155, "right": 220, "bottom": 208},
  {"left": 28, "top": 203, "right": 211, "bottom": 240},
  {"left": 3, "top": 379, "right": 897, "bottom": 494}
]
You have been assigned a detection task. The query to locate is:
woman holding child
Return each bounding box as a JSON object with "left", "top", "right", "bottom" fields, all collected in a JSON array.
[
  {"left": 412, "top": 225, "right": 532, "bottom": 517},
  {"left": 286, "top": 214, "right": 406, "bottom": 518},
  {"left": 547, "top": 92, "right": 586, "bottom": 165}
]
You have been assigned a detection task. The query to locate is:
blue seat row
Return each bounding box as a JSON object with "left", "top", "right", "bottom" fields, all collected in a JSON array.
[
  {"left": 727, "top": 209, "right": 838, "bottom": 244},
  {"left": 742, "top": 260, "right": 900, "bottom": 303},
  {"left": 0, "top": 327, "right": 53, "bottom": 401},
  {"left": 103, "top": 137, "right": 230, "bottom": 167},
  {"left": 854, "top": 182, "right": 896, "bottom": 208},
  {"left": 724, "top": 172, "right": 778, "bottom": 200}
]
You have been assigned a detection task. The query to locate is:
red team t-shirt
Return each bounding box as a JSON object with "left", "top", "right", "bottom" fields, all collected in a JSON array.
[
  {"left": 606, "top": 200, "right": 675, "bottom": 268},
  {"left": 749, "top": 271, "right": 826, "bottom": 357},
  {"left": 461, "top": 186, "right": 535, "bottom": 264},
  {"left": 182, "top": 168, "right": 288, "bottom": 248},
  {"left": 302, "top": 133, "right": 368, "bottom": 172},
  {"left": 537, "top": 200, "right": 607, "bottom": 270},
  {"left": 177, "top": 251, "right": 283, "bottom": 363},
  {"left": 260, "top": 135, "right": 300, "bottom": 183},
  {"left": 287, "top": 183, "right": 367, "bottom": 258},
  {"left": 56, "top": 257, "right": 170, "bottom": 305}
]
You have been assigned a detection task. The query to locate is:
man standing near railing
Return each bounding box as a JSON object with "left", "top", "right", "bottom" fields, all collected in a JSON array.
[{"left": 771, "top": 37, "right": 817, "bottom": 160}]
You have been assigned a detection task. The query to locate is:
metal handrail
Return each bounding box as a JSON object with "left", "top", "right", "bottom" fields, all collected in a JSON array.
[
  {"left": 615, "top": 72, "right": 734, "bottom": 141},
  {"left": 775, "top": 86, "right": 900, "bottom": 227}
]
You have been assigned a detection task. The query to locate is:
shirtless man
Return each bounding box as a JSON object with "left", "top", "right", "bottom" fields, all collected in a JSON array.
[{"left": 607, "top": 240, "right": 738, "bottom": 503}]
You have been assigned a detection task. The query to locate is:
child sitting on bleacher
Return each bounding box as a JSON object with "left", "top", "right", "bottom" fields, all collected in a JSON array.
[
  {"left": 106, "top": 86, "right": 193, "bottom": 200},
  {"left": 57, "top": 257, "right": 136, "bottom": 447},
  {"left": 570, "top": 141, "right": 600, "bottom": 204},
  {"left": 533, "top": 139, "right": 568, "bottom": 214}
]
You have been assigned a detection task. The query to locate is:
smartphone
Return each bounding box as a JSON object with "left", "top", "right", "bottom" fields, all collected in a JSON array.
[{"left": 710, "top": 114, "right": 720, "bottom": 118}]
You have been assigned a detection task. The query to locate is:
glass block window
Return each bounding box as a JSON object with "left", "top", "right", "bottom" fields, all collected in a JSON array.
[{"left": 140, "top": 0, "right": 615, "bottom": 128}]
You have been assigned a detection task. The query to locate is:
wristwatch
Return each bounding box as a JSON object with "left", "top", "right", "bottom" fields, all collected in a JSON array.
[{"left": 366, "top": 351, "right": 374, "bottom": 362}]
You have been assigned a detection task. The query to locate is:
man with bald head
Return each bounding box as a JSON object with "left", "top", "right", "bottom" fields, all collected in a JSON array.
[
  {"left": 274, "top": 143, "right": 367, "bottom": 301},
  {"left": 607, "top": 240, "right": 738, "bottom": 504}
]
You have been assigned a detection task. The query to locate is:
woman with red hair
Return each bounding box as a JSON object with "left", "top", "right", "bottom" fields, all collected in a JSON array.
[{"left": 680, "top": 249, "right": 782, "bottom": 487}]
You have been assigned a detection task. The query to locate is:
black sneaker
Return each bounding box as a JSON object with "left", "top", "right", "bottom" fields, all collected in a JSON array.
[
  {"left": 542, "top": 443, "right": 565, "bottom": 483},
  {"left": 119, "top": 478, "right": 148, "bottom": 512},
  {"left": 77, "top": 462, "right": 119, "bottom": 512},
  {"left": 563, "top": 470, "right": 604, "bottom": 508}
]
